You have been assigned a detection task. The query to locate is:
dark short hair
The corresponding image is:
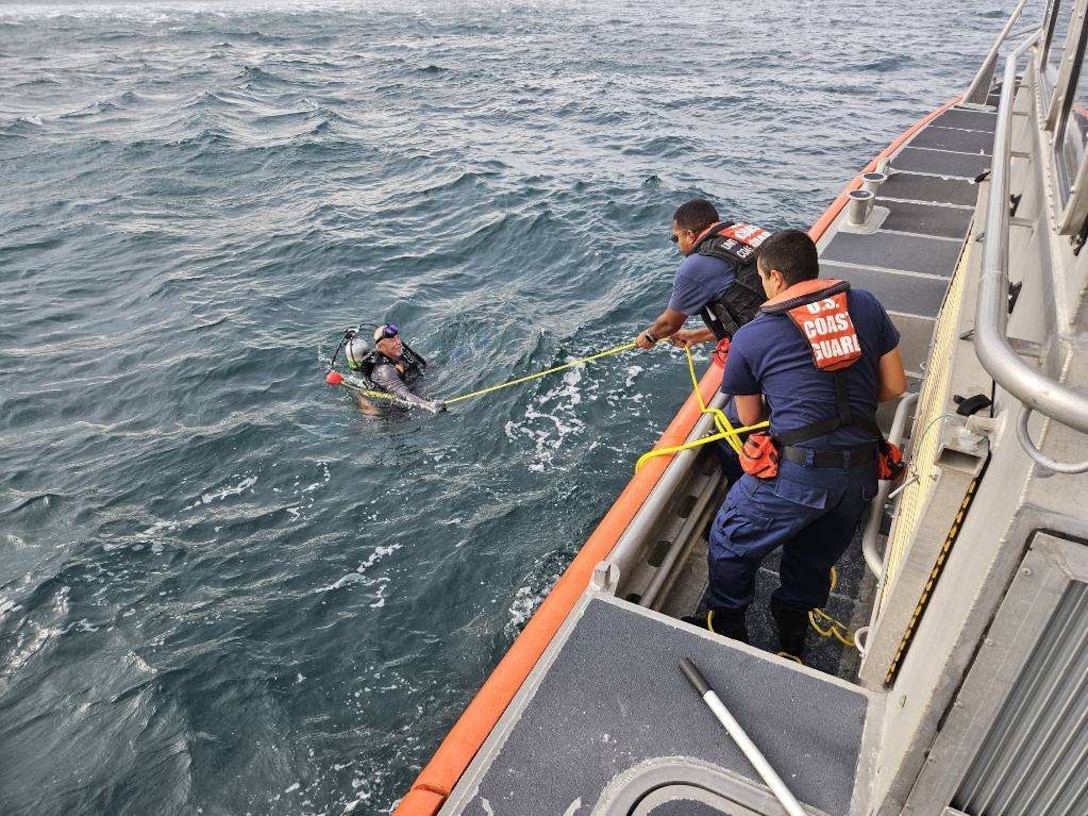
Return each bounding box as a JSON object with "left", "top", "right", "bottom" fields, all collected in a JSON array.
[
  {"left": 755, "top": 229, "right": 819, "bottom": 285},
  {"left": 672, "top": 198, "right": 719, "bottom": 232}
]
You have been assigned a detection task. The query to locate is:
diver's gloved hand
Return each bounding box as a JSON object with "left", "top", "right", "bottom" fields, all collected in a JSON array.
[{"left": 424, "top": 400, "right": 447, "bottom": 414}]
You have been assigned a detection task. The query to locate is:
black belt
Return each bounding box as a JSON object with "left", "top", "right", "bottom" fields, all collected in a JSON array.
[{"left": 781, "top": 444, "right": 876, "bottom": 468}]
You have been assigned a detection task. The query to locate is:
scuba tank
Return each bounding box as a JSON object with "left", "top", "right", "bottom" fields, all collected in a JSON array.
[{"left": 335, "top": 327, "right": 428, "bottom": 387}]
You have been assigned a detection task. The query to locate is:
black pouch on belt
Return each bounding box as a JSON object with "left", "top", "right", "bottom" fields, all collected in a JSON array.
[{"left": 878, "top": 440, "right": 906, "bottom": 481}]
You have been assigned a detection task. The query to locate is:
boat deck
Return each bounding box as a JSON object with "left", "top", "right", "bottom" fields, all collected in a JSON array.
[
  {"left": 442, "top": 598, "right": 871, "bottom": 816},
  {"left": 436, "top": 100, "right": 1004, "bottom": 815}
]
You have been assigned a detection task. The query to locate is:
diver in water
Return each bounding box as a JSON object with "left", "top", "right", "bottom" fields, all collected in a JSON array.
[{"left": 345, "top": 323, "right": 445, "bottom": 413}]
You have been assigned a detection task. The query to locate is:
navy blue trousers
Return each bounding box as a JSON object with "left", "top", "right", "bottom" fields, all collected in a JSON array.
[{"left": 707, "top": 454, "right": 878, "bottom": 613}]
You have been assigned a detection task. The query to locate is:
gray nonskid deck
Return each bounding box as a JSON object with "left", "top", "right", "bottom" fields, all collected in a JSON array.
[
  {"left": 908, "top": 125, "right": 994, "bottom": 155},
  {"left": 822, "top": 230, "right": 963, "bottom": 276},
  {"left": 452, "top": 598, "right": 868, "bottom": 816},
  {"left": 877, "top": 172, "right": 979, "bottom": 206},
  {"left": 822, "top": 103, "right": 990, "bottom": 331},
  {"left": 889, "top": 146, "right": 991, "bottom": 179},
  {"left": 821, "top": 262, "right": 949, "bottom": 319},
  {"left": 928, "top": 107, "right": 997, "bottom": 132},
  {"left": 877, "top": 199, "right": 974, "bottom": 240}
]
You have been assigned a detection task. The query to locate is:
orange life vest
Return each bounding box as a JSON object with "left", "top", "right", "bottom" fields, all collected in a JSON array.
[{"left": 738, "top": 279, "right": 905, "bottom": 480}]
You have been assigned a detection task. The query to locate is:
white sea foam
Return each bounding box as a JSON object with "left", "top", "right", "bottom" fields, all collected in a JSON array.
[
  {"left": 506, "top": 571, "right": 560, "bottom": 635},
  {"left": 183, "top": 474, "right": 257, "bottom": 511},
  {"left": 0, "top": 598, "right": 23, "bottom": 617},
  {"left": 316, "top": 543, "right": 402, "bottom": 593},
  {"left": 504, "top": 362, "right": 597, "bottom": 472}
]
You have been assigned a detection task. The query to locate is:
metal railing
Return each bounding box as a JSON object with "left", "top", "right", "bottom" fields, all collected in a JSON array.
[
  {"left": 606, "top": 391, "right": 729, "bottom": 593},
  {"left": 963, "top": 0, "right": 1030, "bottom": 105},
  {"left": 976, "top": 32, "right": 1088, "bottom": 473},
  {"left": 861, "top": 392, "right": 918, "bottom": 578}
]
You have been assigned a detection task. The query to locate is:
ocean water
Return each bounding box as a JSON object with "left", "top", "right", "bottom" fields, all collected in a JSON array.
[{"left": 0, "top": 1, "right": 1014, "bottom": 813}]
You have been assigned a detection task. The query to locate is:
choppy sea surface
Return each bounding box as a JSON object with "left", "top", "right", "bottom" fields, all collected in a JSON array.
[{"left": 0, "top": 1, "right": 1014, "bottom": 812}]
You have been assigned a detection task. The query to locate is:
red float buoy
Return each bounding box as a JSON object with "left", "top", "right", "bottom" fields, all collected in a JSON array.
[{"left": 326, "top": 371, "right": 343, "bottom": 386}]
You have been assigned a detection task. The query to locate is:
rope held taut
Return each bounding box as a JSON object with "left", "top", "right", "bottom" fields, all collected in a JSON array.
[{"left": 441, "top": 341, "right": 637, "bottom": 405}]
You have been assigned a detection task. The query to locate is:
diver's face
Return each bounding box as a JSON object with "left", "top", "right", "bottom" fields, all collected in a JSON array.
[{"left": 378, "top": 335, "right": 402, "bottom": 357}]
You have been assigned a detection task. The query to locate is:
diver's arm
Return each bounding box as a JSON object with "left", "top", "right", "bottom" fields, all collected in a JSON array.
[{"left": 371, "top": 365, "right": 429, "bottom": 406}]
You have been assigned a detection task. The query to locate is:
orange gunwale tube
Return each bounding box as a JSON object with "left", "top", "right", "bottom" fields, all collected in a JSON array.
[{"left": 394, "top": 93, "right": 963, "bottom": 815}]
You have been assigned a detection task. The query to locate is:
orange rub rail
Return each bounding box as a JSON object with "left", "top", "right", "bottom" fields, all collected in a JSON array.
[{"left": 395, "top": 93, "right": 963, "bottom": 816}]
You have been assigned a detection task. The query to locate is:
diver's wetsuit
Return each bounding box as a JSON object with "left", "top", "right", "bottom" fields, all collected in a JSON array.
[{"left": 369, "top": 355, "right": 431, "bottom": 407}]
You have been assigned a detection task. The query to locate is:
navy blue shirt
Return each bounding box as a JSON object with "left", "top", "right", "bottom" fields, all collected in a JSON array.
[
  {"left": 721, "top": 288, "right": 900, "bottom": 448},
  {"left": 668, "top": 253, "right": 737, "bottom": 315}
]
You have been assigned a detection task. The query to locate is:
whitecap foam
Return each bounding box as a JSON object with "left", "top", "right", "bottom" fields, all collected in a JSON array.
[
  {"left": 504, "top": 360, "right": 599, "bottom": 472},
  {"left": 316, "top": 543, "right": 402, "bottom": 593},
  {"left": 183, "top": 474, "right": 257, "bottom": 511}
]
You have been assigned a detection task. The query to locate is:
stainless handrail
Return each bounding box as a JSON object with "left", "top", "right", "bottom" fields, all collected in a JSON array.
[
  {"left": 963, "top": 0, "right": 1030, "bottom": 105},
  {"left": 975, "top": 33, "right": 1088, "bottom": 447},
  {"left": 861, "top": 392, "right": 918, "bottom": 578}
]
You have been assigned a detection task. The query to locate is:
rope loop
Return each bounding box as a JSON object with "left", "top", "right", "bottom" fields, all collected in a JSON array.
[{"left": 634, "top": 345, "right": 768, "bottom": 472}]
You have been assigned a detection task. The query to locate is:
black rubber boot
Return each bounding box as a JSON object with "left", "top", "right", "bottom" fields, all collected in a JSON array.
[
  {"left": 770, "top": 597, "right": 809, "bottom": 659},
  {"left": 682, "top": 608, "right": 749, "bottom": 643}
]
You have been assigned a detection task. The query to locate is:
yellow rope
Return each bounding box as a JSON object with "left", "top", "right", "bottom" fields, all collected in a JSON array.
[
  {"left": 634, "top": 421, "right": 769, "bottom": 472},
  {"left": 697, "top": 349, "right": 741, "bottom": 451},
  {"left": 808, "top": 567, "right": 856, "bottom": 648},
  {"left": 442, "top": 341, "right": 637, "bottom": 406},
  {"left": 634, "top": 345, "right": 768, "bottom": 472}
]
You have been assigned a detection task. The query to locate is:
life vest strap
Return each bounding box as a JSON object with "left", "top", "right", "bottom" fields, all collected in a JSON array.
[
  {"left": 766, "top": 280, "right": 881, "bottom": 447},
  {"left": 774, "top": 370, "right": 881, "bottom": 447}
]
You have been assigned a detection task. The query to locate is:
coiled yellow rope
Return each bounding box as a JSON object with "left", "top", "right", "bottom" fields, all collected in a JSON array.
[{"left": 809, "top": 567, "right": 856, "bottom": 647}]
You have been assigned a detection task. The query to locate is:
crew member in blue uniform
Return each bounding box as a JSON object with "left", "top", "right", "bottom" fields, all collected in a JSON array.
[
  {"left": 699, "top": 230, "right": 906, "bottom": 659},
  {"left": 635, "top": 198, "right": 769, "bottom": 350}
]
